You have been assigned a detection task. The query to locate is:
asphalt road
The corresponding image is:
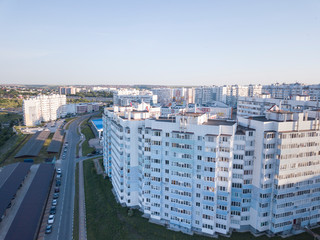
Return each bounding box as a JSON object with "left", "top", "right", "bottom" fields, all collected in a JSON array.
[{"left": 45, "top": 114, "right": 94, "bottom": 240}]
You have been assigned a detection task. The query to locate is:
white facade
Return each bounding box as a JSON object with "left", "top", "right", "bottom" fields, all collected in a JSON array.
[
  {"left": 23, "top": 94, "right": 66, "bottom": 126},
  {"left": 113, "top": 89, "right": 157, "bottom": 106},
  {"left": 151, "top": 88, "right": 173, "bottom": 106},
  {"left": 262, "top": 83, "right": 320, "bottom": 101},
  {"left": 237, "top": 95, "right": 319, "bottom": 117},
  {"left": 195, "top": 85, "right": 262, "bottom": 107},
  {"left": 103, "top": 105, "right": 320, "bottom": 237}
]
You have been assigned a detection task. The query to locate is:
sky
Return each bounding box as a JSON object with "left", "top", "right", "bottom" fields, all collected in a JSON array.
[{"left": 0, "top": 0, "right": 319, "bottom": 86}]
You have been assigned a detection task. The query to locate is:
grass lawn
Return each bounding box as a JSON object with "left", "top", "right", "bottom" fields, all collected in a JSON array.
[
  {"left": 83, "top": 159, "right": 315, "bottom": 240},
  {"left": 73, "top": 162, "right": 79, "bottom": 240},
  {"left": 0, "top": 132, "right": 58, "bottom": 167},
  {"left": 80, "top": 120, "right": 95, "bottom": 156},
  {"left": 0, "top": 134, "right": 31, "bottom": 166}
]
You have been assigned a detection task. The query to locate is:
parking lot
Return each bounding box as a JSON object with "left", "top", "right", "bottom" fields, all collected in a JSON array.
[{"left": 38, "top": 168, "right": 62, "bottom": 238}]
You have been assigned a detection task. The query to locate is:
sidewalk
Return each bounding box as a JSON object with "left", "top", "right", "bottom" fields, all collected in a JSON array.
[{"left": 79, "top": 160, "right": 87, "bottom": 240}]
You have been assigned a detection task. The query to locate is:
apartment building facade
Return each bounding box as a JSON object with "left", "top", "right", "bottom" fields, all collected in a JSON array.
[
  {"left": 103, "top": 106, "right": 320, "bottom": 237},
  {"left": 262, "top": 83, "right": 320, "bottom": 101},
  {"left": 195, "top": 85, "right": 262, "bottom": 107},
  {"left": 237, "top": 95, "right": 319, "bottom": 117},
  {"left": 113, "top": 89, "right": 158, "bottom": 106},
  {"left": 23, "top": 94, "right": 66, "bottom": 126}
]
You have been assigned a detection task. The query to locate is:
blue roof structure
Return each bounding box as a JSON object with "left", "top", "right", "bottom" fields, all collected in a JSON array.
[{"left": 92, "top": 119, "right": 103, "bottom": 131}]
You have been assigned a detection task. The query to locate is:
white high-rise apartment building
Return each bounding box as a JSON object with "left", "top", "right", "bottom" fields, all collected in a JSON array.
[
  {"left": 195, "top": 85, "right": 262, "bottom": 107},
  {"left": 151, "top": 88, "right": 173, "bottom": 105},
  {"left": 23, "top": 94, "right": 66, "bottom": 126},
  {"left": 103, "top": 104, "right": 320, "bottom": 238}
]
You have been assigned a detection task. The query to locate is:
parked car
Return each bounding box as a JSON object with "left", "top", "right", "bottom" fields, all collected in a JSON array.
[
  {"left": 50, "top": 206, "right": 56, "bottom": 214},
  {"left": 54, "top": 187, "right": 60, "bottom": 193},
  {"left": 48, "top": 215, "right": 55, "bottom": 224},
  {"left": 56, "top": 179, "right": 61, "bottom": 186},
  {"left": 52, "top": 199, "right": 57, "bottom": 206},
  {"left": 57, "top": 173, "right": 61, "bottom": 179},
  {"left": 56, "top": 168, "right": 61, "bottom": 174},
  {"left": 53, "top": 193, "right": 59, "bottom": 199},
  {"left": 45, "top": 225, "right": 52, "bottom": 234}
]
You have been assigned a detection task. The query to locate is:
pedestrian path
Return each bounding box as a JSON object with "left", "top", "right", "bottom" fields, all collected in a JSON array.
[{"left": 79, "top": 160, "right": 87, "bottom": 240}]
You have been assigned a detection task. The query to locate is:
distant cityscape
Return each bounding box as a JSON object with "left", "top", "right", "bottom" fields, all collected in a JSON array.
[{"left": 1, "top": 82, "right": 320, "bottom": 239}]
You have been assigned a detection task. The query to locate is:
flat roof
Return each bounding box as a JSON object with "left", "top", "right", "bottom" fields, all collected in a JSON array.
[
  {"left": 91, "top": 119, "right": 103, "bottom": 131},
  {"left": 5, "top": 164, "right": 54, "bottom": 240},
  {"left": 0, "top": 163, "right": 19, "bottom": 189},
  {"left": 155, "top": 117, "right": 176, "bottom": 123},
  {"left": 15, "top": 130, "right": 51, "bottom": 158},
  {"left": 203, "top": 120, "right": 236, "bottom": 126},
  {"left": 47, "top": 129, "right": 64, "bottom": 153},
  {"left": 0, "top": 162, "right": 32, "bottom": 219},
  {"left": 250, "top": 116, "right": 269, "bottom": 122}
]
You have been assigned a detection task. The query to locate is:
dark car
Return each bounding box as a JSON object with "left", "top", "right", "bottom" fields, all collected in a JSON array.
[
  {"left": 53, "top": 193, "right": 59, "bottom": 199},
  {"left": 56, "top": 179, "right": 61, "bottom": 186},
  {"left": 50, "top": 206, "right": 56, "bottom": 214},
  {"left": 54, "top": 187, "right": 60, "bottom": 193},
  {"left": 45, "top": 225, "right": 52, "bottom": 234}
]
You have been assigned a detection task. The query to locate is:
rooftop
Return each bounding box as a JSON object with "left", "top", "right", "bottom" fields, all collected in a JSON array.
[{"left": 203, "top": 119, "right": 236, "bottom": 126}]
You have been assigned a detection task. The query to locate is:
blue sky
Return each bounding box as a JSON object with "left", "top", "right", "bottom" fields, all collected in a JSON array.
[{"left": 0, "top": 0, "right": 319, "bottom": 86}]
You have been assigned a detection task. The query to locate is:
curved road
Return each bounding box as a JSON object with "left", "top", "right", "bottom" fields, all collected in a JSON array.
[{"left": 45, "top": 114, "right": 93, "bottom": 240}]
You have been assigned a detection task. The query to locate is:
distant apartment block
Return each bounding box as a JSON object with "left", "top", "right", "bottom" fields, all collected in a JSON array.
[
  {"left": 151, "top": 87, "right": 195, "bottom": 106},
  {"left": 23, "top": 94, "right": 66, "bottom": 126},
  {"left": 195, "top": 85, "right": 262, "bottom": 107},
  {"left": 91, "top": 86, "right": 116, "bottom": 92},
  {"left": 59, "top": 86, "right": 79, "bottom": 95},
  {"left": 113, "top": 89, "right": 157, "bottom": 106},
  {"left": 262, "top": 83, "right": 320, "bottom": 101},
  {"left": 103, "top": 104, "right": 320, "bottom": 237},
  {"left": 237, "top": 94, "right": 319, "bottom": 117}
]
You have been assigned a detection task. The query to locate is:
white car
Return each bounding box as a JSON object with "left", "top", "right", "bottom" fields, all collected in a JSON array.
[
  {"left": 48, "top": 215, "right": 55, "bottom": 224},
  {"left": 56, "top": 168, "right": 61, "bottom": 174},
  {"left": 52, "top": 199, "right": 57, "bottom": 206}
]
